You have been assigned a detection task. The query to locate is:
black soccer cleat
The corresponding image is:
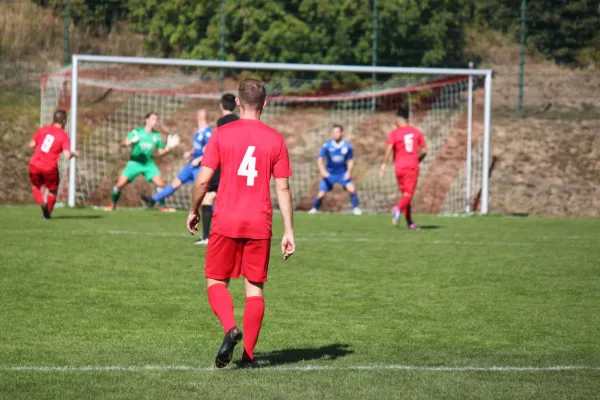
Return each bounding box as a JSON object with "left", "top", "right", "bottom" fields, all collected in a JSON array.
[
  {"left": 215, "top": 326, "right": 243, "bottom": 369},
  {"left": 239, "top": 358, "right": 262, "bottom": 369},
  {"left": 41, "top": 204, "right": 51, "bottom": 219},
  {"left": 140, "top": 194, "right": 156, "bottom": 208}
]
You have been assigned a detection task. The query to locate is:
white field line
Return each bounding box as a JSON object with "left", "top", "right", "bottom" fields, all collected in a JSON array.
[
  {"left": 1, "top": 229, "right": 597, "bottom": 248},
  {"left": 1, "top": 364, "right": 598, "bottom": 373}
]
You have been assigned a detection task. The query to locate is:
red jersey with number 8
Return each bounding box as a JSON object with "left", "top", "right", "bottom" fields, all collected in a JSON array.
[
  {"left": 30, "top": 126, "right": 70, "bottom": 169},
  {"left": 386, "top": 126, "right": 426, "bottom": 170},
  {"left": 201, "top": 119, "right": 292, "bottom": 239}
]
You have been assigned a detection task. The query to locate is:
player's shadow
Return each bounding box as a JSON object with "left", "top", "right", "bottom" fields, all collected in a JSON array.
[
  {"left": 52, "top": 215, "right": 104, "bottom": 220},
  {"left": 419, "top": 225, "right": 442, "bottom": 230},
  {"left": 251, "top": 343, "right": 353, "bottom": 367}
]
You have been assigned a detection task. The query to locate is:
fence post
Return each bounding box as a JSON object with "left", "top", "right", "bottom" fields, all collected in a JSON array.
[
  {"left": 518, "top": 0, "right": 527, "bottom": 119},
  {"left": 63, "top": 0, "right": 70, "bottom": 66}
]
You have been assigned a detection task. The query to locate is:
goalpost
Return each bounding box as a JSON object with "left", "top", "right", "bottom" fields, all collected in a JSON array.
[{"left": 40, "top": 55, "right": 493, "bottom": 214}]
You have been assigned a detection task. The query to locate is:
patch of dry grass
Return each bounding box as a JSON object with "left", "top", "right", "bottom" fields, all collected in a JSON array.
[{"left": 0, "top": 0, "right": 145, "bottom": 62}]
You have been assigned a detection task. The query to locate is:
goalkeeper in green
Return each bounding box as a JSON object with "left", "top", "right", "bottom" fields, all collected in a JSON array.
[{"left": 106, "top": 112, "right": 179, "bottom": 211}]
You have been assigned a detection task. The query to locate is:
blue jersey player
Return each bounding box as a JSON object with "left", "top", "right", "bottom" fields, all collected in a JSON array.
[
  {"left": 142, "top": 109, "right": 212, "bottom": 209},
  {"left": 309, "top": 124, "right": 362, "bottom": 215}
]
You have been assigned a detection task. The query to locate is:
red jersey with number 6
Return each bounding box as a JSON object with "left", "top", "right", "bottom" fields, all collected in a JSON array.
[
  {"left": 30, "top": 126, "right": 70, "bottom": 169},
  {"left": 387, "top": 126, "right": 426, "bottom": 170},
  {"left": 201, "top": 119, "right": 292, "bottom": 239}
]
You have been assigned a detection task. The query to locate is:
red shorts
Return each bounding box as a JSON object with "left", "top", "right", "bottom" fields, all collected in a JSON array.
[
  {"left": 29, "top": 163, "right": 60, "bottom": 191},
  {"left": 395, "top": 168, "right": 419, "bottom": 195},
  {"left": 205, "top": 233, "right": 271, "bottom": 283}
]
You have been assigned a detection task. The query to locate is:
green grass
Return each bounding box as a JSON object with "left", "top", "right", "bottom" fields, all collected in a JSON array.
[{"left": 1, "top": 206, "right": 599, "bottom": 399}]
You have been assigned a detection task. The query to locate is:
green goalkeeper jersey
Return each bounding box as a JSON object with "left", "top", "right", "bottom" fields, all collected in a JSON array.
[{"left": 127, "top": 127, "right": 165, "bottom": 164}]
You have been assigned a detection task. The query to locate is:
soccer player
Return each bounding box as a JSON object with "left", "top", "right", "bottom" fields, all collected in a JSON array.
[
  {"left": 186, "top": 79, "right": 295, "bottom": 369},
  {"left": 106, "top": 112, "right": 179, "bottom": 211},
  {"left": 28, "top": 110, "right": 77, "bottom": 219},
  {"left": 379, "top": 107, "right": 427, "bottom": 229},
  {"left": 308, "top": 124, "right": 362, "bottom": 215},
  {"left": 193, "top": 93, "right": 239, "bottom": 245},
  {"left": 141, "top": 109, "right": 212, "bottom": 210}
]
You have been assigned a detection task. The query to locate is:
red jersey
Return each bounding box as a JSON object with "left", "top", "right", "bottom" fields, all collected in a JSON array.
[
  {"left": 30, "top": 125, "right": 70, "bottom": 169},
  {"left": 386, "top": 125, "right": 426, "bottom": 170},
  {"left": 201, "top": 119, "right": 292, "bottom": 239}
]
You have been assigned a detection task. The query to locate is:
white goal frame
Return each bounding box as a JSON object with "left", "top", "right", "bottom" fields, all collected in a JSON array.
[{"left": 67, "top": 55, "right": 493, "bottom": 213}]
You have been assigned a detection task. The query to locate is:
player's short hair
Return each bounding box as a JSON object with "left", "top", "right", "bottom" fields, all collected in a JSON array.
[
  {"left": 332, "top": 124, "right": 344, "bottom": 132},
  {"left": 396, "top": 107, "right": 409, "bottom": 120},
  {"left": 237, "top": 79, "right": 266, "bottom": 112},
  {"left": 53, "top": 109, "right": 67, "bottom": 125},
  {"left": 145, "top": 111, "right": 158, "bottom": 120},
  {"left": 220, "top": 93, "right": 236, "bottom": 111}
]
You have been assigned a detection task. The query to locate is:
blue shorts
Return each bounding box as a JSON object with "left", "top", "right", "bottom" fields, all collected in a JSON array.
[
  {"left": 177, "top": 164, "right": 200, "bottom": 184},
  {"left": 319, "top": 173, "right": 353, "bottom": 192}
]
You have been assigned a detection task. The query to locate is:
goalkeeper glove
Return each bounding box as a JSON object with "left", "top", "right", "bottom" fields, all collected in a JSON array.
[{"left": 165, "top": 134, "right": 180, "bottom": 151}]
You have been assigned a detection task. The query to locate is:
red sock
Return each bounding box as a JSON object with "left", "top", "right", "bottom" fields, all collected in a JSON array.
[
  {"left": 31, "top": 187, "right": 44, "bottom": 206},
  {"left": 47, "top": 193, "right": 57, "bottom": 214},
  {"left": 242, "top": 296, "right": 265, "bottom": 361},
  {"left": 207, "top": 284, "right": 237, "bottom": 334}
]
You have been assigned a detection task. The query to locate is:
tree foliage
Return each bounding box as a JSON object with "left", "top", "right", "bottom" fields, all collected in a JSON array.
[{"left": 33, "top": 0, "right": 600, "bottom": 67}]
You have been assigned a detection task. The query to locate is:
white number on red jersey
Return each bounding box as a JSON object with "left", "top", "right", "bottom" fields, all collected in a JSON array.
[
  {"left": 238, "top": 146, "right": 258, "bottom": 186},
  {"left": 40, "top": 134, "right": 55, "bottom": 153},
  {"left": 404, "top": 133, "right": 414, "bottom": 153}
]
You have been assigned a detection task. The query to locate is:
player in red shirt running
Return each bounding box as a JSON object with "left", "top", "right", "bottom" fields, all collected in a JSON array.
[
  {"left": 187, "top": 79, "right": 295, "bottom": 369},
  {"left": 379, "top": 108, "right": 427, "bottom": 229},
  {"left": 28, "top": 110, "right": 77, "bottom": 219}
]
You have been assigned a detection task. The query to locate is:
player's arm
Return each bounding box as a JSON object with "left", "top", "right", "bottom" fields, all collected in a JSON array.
[
  {"left": 345, "top": 146, "right": 354, "bottom": 180},
  {"left": 190, "top": 155, "right": 203, "bottom": 167},
  {"left": 276, "top": 177, "right": 295, "bottom": 260},
  {"left": 187, "top": 133, "right": 218, "bottom": 234},
  {"left": 418, "top": 134, "right": 427, "bottom": 162},
  {"left": 379, "top": 144, "right": 394, "bottom": 178},
  {"left": 120, "top": 130, "right": 139, "bottom": 147},
  {"left": 317, "top": 144, "right": 330, "bottom": 178},
  {"left": 29, "top": 128, "right": 42, "bottom": 149}
]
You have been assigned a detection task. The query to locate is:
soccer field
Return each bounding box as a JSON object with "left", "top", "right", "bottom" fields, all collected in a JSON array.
[{"left": 1, "top": 207, "right": 599, "bottom": 399}]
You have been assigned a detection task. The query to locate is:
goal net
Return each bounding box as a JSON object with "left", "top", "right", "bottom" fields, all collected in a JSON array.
[{"left": 40, "top": 57, "right": 491, "bottom": 214}]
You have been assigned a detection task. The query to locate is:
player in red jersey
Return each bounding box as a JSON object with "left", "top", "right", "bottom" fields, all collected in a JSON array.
[
  {"left": 187, "top": 79, "right": 296, "bottom": 368},
  {"left": 379, "top": 108, "right": 427, "bottom": 229},
  {"left": 187, "top": 79, "right": 295, "bottom": 369},
  {"left": 28, "top": 110, "right": 78, "bottom": 219}
]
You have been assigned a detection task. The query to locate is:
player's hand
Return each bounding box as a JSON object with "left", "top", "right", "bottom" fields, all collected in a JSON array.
[
  {"left": 186, "top": 211, "right": 200, "bottom": 235},
  {"left": 344, "top": 171, "right": 351, "bottom": 181},
  {"left": 184, "top": 151, "right": 193, "bottom": 159},
  {"left": 165, "top": 134, "right": 181, "bottom": 151},
  {"left": 281, "top": 232, "right": 295, "bottom": 261},
  {"left": 126, "top": 132, "right": 140, "bottom": 145},
  {"left": 191, "top": 158, "right": 201, "bottom": 167},
  {"left": 71, "top": 151, "right": 80, "bottom": 158},
  {"left": 321, "top": 171, "right": 331, "bottom": 179},
  {"left": 378, "top": 165, "right": 386, "bottom": 179}
]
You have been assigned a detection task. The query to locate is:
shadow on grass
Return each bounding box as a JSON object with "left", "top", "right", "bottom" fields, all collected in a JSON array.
[
  {"left": 252, "top": 343, "right": 353, "bottom": 367},
  {"left": 52, "top": 215, "right": 104, "bottom": 220},
  {"left": 419, "top": 225, "right": 442, "bottom": 230}
]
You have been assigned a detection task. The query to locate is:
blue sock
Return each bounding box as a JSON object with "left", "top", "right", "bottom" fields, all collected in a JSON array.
[
  {"left": 350, "top": 193, "right": 359, "bottom": 208},
  {"left": 152, "top": 185, "right": 176, "bottom": 202},
  {"left": 313, "top": 197, "right": 322, "bottom": 210}
]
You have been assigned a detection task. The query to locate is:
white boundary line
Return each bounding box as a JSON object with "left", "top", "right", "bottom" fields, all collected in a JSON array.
[{"left": 1, "top": 364, "right": 598, "bottom": 373}]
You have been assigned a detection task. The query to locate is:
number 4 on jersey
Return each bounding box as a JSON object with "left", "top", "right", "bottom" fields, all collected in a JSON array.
[{"left": 238, "top": 146, "right": 258, "bottom": 186}]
